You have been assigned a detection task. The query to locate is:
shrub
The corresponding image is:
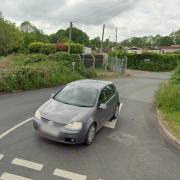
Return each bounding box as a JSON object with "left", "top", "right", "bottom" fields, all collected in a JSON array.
[
  {"left": 0, "top": 67, "right": 48, "bottom": 91},
  {"left": 0, "top": 66, "right": 83, "bottom": 92},
  {"left": 25, "top": 54, "right": 48, "bottom": 64},
  {"left": 79, "top": 68, "right": 97, "bottom": 78},
  {"left": 64, "top": 43, "right": 84, "bottom": 54},
  {"left": 55, "top": 43, "right": 68, "bottom": 52},
  {"left": 28, "top": 42, "right": 56, "bottom": 54}
]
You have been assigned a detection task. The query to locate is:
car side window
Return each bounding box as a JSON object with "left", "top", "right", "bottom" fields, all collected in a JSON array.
[
  {"left": 98, "top": 89, "right": 106, "bottom": 105},
  {"left": 104, "top": 85, "right": 116, "bottom": 101}
]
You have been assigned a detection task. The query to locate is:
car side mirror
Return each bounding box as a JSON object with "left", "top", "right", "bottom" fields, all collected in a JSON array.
[
  {"left": 51, "top": 93, "right": 55, "bottom": 98},
  {"left": 99, "top": 103, "right": 107, "bottom": 110}
]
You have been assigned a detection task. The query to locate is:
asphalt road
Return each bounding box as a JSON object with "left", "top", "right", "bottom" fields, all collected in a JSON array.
[{"left": 0, "top": 70, "right": 180, "bottom": 180}]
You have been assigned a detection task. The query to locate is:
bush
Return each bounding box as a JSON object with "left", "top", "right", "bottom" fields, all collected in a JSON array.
[
  {"left": 109, "top": 52, "right": 180, "bottom": 71},
  {"left": 0, "top": 67, "right": 48, "bottom": 91},
  {"left": 28, "top": 42, "right": 56, "bottom": 54},
  {"left": 25, "top": 54, "right": 48, "bottom": 64},
  {"left": 79, "top": 68, "right": 97, "bottom": 78},
  {"left": 64, "top": 43, "right": 84, "bottom": 54},
  {"left": 0, "top": 66, "right": 83, "bottom": 92},
  {"left": 55, "top": 43, "right": 68, "bottom": 52}
]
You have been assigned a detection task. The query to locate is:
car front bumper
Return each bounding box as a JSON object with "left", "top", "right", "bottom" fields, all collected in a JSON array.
[{"left": 33, "top": 118, "right": 86, "bottom": 144}]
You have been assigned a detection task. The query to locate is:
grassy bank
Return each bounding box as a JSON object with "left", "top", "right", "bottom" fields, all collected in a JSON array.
[
  {"left": 0, "top": 53, "right": 97, "bottom": 92},
  {"left": 156, "top": 66, "right": 180, "bottom": 139}
]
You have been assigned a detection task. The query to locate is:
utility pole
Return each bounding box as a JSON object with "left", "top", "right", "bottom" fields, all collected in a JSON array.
[
  {"left": 100, "top": 24, "right": 105, "bottom": 53},
  {"left": 107, "top": 36, "right": 110, "bottom": 52},
  {"left": 115, "top": 27, "right": 117, "bottom": 47},
  {"left": 68, "top": 21, "right": 72, "bottom": 54}
]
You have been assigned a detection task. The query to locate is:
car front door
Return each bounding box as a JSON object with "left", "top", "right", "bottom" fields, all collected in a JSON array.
[
  {"left": 104, "top": 85, "right": 117, "bottom": 120},
  {"left": 95, "top": 88, "right": 109, "bottom": 129}
]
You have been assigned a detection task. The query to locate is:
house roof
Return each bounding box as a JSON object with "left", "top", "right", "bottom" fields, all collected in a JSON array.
[{"left": 160, "top": 45, "right": 180, "bottom": 50}]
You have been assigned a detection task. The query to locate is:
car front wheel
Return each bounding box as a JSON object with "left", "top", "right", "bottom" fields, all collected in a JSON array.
[
  {"left": 85, "top": 123, "right": 96, "bottom": 145},
  {"left": 113, "top": 104, "right": 119, "bottom": 119}
]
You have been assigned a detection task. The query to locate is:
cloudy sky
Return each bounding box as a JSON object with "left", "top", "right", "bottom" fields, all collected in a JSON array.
[{"left": 0, "top": 0, "right": 180, "bottom": 41}]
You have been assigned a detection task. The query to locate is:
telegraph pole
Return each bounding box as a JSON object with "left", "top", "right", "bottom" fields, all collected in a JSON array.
[
  {"left": 100, "top": 24, "right": 105, "bottom": 53},
  {"left": 115, "top": 27, "right": 117, "bottom": 47},
  {"left": 68, "top": 21, "right": 72, "bottom": 54}
]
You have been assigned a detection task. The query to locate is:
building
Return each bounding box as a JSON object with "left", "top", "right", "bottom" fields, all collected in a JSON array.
[
  {"left": 160, "top": 45, "right": 180, "bottom": 53},
  {"left": 127, "top": 47, "right": 142, "bottom": 54}
]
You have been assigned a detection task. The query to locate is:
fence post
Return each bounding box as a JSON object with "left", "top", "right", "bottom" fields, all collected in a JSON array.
[{"left": 91, "top": 54, "right": 95, "bottom": 69}]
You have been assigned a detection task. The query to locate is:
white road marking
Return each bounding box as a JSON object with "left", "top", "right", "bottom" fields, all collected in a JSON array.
[
  {"left": 0, "top": 117, "right": 33, "bottom": 140},
  {"left": 12, "top": 158, "right": 43, "bottom": 171},
  {"left": 104, "top": 103, "right": 123, "bottom": 129},
  {"left": 0, "top": 154, "right": 4, "bottom": 161},
  {"left": 53, "top": 168, "right": 86, "bottom": 180},
  {"left": 0, "top": 172, "right": 32, "bottom": 180}
]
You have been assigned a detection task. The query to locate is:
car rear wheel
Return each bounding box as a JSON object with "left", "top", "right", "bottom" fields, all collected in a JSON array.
[{"left": 85, "top": 124, "right": 96, "bottom": 145}]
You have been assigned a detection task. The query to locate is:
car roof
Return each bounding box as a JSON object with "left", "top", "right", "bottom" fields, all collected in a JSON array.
[{"left": 68, "top": 79, "right": 113, "bottom": 91}]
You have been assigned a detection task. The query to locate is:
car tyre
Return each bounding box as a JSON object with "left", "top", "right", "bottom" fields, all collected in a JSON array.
[
  {"left": 85, "top": 123, "right": 96, "bottom": 145},
  {"left": 112, "top": 104, "right": 119, "bottom": 120}
]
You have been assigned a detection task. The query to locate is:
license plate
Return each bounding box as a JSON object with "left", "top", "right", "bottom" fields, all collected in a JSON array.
[{"left": 41, "top": 125, "right": 59, "bottom": 137}]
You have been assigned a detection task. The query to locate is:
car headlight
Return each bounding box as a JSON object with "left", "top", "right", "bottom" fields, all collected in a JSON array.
[
  {"left": 65, "top": 122, "right": 82, "bottom": 131},
  {"left": 35, "top": 110, "right": 41, "bottom": 119}
]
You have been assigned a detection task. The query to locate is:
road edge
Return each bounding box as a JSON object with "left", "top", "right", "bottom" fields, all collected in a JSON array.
[{"left": 156, "top": 109, "right": 180, "bottom": 149}]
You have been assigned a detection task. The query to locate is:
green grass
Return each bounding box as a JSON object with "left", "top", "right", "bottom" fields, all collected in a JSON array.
[
  {"left": 160, "top": 110, "right": 180, "bottom": 139},
  {"left": 156, "top": 81, "right": 180, "bottom": 139}
]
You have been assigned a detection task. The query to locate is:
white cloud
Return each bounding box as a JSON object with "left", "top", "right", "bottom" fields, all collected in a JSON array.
[{"left": 0, "top": 0, "right": 180, "bottom": 41}]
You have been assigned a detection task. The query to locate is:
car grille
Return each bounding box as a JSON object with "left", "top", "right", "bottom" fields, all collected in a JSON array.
[{"left": 41, "top": 117, "right": 64, "bottom": 127}]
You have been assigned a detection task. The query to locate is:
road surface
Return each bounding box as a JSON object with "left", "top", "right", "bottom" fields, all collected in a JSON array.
[{"left": 0, "top": 70, "right": 179, "bottom": 180}]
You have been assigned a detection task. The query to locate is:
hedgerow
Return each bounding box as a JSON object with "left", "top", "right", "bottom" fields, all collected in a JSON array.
[{"left": 109, "top": 52, "right": 180, "bottom": 71}]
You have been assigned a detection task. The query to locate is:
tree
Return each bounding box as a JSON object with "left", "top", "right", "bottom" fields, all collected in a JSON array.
[
  {"left": 64, "top": 27, "right": 89, "bottom": 45},
  {"left": 157, "top": 36, "right": 174, "bottom": 46},
  {"left": 20, "top": 21, "right": 49, "bottom": 52},
  {"left": 90, "top": 37, "right": 101, "bottom": 49},
  {"left": 0, "top": 17, "right": 21, "bottom": 55},
  {"left": 49, "top": 29, "right": 65, "bottom": 43}
]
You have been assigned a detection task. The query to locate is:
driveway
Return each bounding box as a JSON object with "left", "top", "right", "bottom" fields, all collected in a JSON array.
[{"left": 0, "top": 70, "right": 179, "bottom": 180}]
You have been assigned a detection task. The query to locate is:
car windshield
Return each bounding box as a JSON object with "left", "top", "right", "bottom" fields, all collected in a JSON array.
[{"left": 54, "top": 85, "right": 98, "bottom": 107}]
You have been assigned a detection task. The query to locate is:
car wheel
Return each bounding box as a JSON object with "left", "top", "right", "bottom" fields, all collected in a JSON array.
[
  {"left": 112, "top": 105, "right": 119, "bottom": 119},
  {"left": 85, "top": 123, "right": 96, "bottom": 145}
]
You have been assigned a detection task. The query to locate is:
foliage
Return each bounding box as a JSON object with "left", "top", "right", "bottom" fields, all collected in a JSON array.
[
  {"left": 28, "top": 42, "right": 56, "bottom": 54},
  {"left": 49, "top": 27, "right": 89, "bottom": 45},
  {"left": 19, "top": 21, "right": 49, "bottom": 53},
  {"left": 0, "top": 17, "right": 21, "bottom": 55},
  {"left": 171, "top": 64, "right": 180, "bottom": 84},
  {"left": 120, "top": 29, "right": 180, "bottom": 48},
  {"left": 109, "top": 52, "right": 180, "bottom": 71},
  {"left": 68, "top": 43, "right": 84, "bottom": 54},
  {"left": 0, "top": 66, "right": 83, "bottom": 92},
  {"left": 25, "top": 54, "right": 48, "bottom": 64},
  {"left": 155, "top": 66, "right": 180, "bottom": 139},
  {"left": 79, "top": 68, "right": 97, "bottom": 78},
  {"left": 55, "top": 43, "right": 68, "bottom": 52}
]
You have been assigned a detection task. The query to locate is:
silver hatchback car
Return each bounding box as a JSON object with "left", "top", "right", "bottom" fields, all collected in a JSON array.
[{"left": 33, "top": 79, "right": 120, "bottom": 145}]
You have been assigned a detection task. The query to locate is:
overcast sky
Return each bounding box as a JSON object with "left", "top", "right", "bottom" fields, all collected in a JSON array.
[{"left": 1, "top": 0, "right": 180, "bottom": 41}]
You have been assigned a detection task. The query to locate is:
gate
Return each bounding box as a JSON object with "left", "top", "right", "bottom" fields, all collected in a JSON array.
[{"left": 108, "top": 56, "right": 127, "bottom": 74}]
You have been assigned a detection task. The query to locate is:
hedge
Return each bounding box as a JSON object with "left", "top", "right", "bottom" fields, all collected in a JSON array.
[
  {"left": 28, "top": 42, "right": 56, "bottom": 54},
  {"left": 56, "top": 43, "right": 83, "bottom": 54},
  {"left": 109, "top": 52, "right": 180, "bottom": 71}
]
